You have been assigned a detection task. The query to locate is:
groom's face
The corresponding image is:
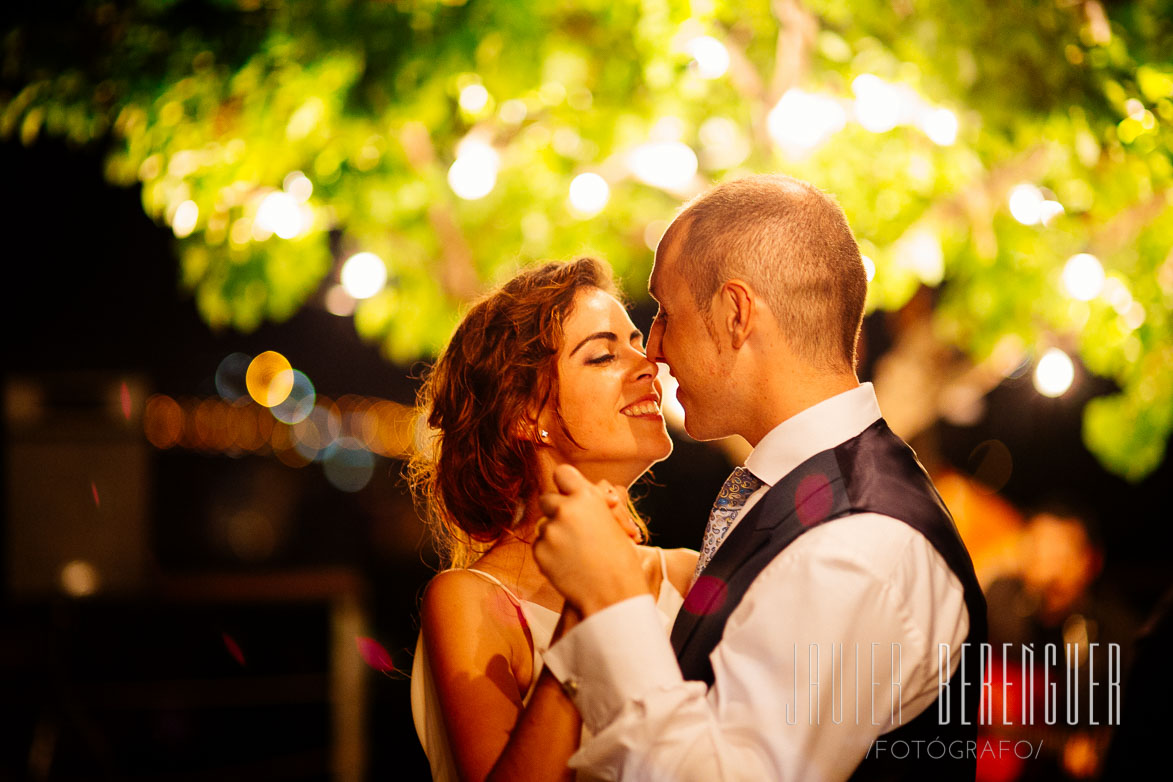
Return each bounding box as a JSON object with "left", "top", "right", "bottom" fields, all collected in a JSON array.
[{"left": 647, "top": 228, "right": 731, "bottom": 441}]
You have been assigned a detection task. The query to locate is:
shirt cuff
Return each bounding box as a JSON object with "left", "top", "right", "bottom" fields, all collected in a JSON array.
[{"left": 543, "top": 594, "right": 684, "bottom": 732}]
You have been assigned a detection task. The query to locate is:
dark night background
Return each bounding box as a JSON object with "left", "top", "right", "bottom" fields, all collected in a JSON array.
[{"left": 4, "top": 135, "right": 1171, "bottom": 779}]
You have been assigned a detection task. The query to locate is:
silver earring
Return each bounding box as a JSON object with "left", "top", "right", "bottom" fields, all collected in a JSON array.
[{"left": 539, "top": 429, "right": 549, "bottom": 441}]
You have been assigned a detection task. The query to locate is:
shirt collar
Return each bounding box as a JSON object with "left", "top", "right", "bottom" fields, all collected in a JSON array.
[{"left": 744, "top": 382, "right": 882, "bottom": 487}]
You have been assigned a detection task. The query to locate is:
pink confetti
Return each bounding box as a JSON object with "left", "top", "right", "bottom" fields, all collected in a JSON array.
[
  {"left": 120, "top": 381, "right": 132, "bottom": 421},
  {"left": 91, "top": 481, "right": 100, "bottom": 508},
  {"left": 795, "top": 472, "right": 833, "bottom": 526},
  {"left": 683, "top": 575, "right": 728, "bottom": 616},
  {"left": 356, "top": 636, "right": 395, "bottom": 673},
  {"left": 222, "top": 632, "right": 246, "bottom": 666}
]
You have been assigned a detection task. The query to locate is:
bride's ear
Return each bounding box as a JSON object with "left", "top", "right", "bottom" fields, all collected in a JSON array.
[{"left": 512, "top": 412, "right": 552, "bottom": 445}]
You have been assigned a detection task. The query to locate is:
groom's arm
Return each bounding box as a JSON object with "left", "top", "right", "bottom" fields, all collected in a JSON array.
[{"left": 539, "top": 510, "right": 969, "bottom": 782}]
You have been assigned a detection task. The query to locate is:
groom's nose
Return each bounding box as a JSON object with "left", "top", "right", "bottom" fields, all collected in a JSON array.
[{"left": 646, "top": 319, "right": 665, "bottom": 363}]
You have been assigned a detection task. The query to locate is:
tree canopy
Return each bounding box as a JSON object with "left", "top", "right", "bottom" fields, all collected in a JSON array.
[{"left": 3, "top": 0, "right": 1171, "bottom": 479}]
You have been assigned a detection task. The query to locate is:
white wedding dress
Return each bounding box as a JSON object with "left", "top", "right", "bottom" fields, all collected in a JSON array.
[{"left": 411, "top": 548, "right": 685, "bottom": 782}]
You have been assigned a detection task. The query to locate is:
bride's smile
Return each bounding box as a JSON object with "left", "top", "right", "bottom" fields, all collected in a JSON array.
[{"left": 536, "top": 287, "right": 673, "bottom": 489}]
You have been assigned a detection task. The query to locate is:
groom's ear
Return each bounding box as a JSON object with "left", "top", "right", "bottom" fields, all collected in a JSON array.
[{"left": 719, "top": 279, "right": 755, "bottom": 349}]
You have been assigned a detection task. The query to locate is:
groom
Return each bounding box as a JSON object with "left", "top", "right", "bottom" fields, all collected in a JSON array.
[{"left": 534, "top": 175, "right": 987, "bottom": 781}]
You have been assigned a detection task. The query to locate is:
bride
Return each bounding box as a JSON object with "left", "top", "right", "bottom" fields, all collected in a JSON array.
[{"left": 410, "top": 257, "right": 697, "bottom": 781}]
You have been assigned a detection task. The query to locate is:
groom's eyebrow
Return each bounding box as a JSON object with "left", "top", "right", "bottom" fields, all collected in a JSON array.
[{"left": 570, "top": 332, "right": 616, "bottom": 356}]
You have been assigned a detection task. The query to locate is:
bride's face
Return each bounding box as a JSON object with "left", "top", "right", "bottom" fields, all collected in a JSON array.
[{"left": 540, "top": 287, "right": 673, "bottom": 485}]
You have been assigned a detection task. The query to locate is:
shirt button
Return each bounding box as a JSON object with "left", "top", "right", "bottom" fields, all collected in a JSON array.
[{"left": 561, "top": 678, "right": 579, "bottom": 697}]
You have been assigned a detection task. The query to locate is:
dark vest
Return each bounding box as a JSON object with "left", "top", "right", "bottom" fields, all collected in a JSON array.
[{"left": 670, "top": 419, "right": 987, "bottom": 781}]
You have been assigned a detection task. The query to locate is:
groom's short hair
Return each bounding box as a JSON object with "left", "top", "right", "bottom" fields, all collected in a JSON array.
[{"left": 666, "top": 174, "right": 867, "bottom": 372}]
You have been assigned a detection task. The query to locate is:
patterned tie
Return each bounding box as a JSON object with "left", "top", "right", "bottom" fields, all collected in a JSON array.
[{"left": 694, "top": 466, "right": 765, "bottom": 579}]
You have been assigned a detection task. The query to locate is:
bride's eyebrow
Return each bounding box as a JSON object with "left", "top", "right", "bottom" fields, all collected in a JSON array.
[{"left": 569, "top": 331, "right": 617, "bottom": 356}]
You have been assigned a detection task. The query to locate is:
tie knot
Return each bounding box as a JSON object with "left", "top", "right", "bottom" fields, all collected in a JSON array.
[
  {"left": 694, "top": 466, "right": 765, "bottom": 580},
  {"left": 715, "top": 466, "right": 763, "bottom": 510}
]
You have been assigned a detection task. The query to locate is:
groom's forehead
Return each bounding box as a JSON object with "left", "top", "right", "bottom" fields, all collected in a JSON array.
[{"left": 648, "top": 225, "right": 686, "bottom": 297}]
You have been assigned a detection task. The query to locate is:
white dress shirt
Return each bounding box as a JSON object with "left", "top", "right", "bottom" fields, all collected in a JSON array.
[{"left": 543, "top": 383, "right": 970, "bottom": 781}]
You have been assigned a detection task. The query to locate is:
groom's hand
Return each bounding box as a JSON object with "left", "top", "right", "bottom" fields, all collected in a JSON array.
[{"left": 534, "top": 465, "right": 650, "bottom": 617}]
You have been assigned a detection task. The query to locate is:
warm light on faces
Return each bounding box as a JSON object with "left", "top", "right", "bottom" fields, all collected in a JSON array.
[
  {"left": 542, "top": 288, "right": 672, "bottom": 486},
  {"left": 646, "top": 232, "right": 732, "bottom": 442}
]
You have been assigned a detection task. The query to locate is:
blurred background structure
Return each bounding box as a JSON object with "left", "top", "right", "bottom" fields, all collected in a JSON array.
[{"left": 2, "top": 1, "right": 1171, "bottom": 779}]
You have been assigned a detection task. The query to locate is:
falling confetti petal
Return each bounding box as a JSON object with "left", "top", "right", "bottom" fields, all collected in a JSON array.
[
  {"left": 222, "top": 632, "right": 246, "bottom": 666},
  {"left": 795, "top": 472, "right": 833, "bottom": 526},
  {"left": 91, "top": 481, "right": 100, "bottom": 508},
  {"left": 683, "top": 575, "right": 728, "bottom": 616},
  {"left": 120, "top": 381, "right": 132, "bottom": 420},
  {"left": 356, "top": 636, "right": 395, "bottom": 673}
]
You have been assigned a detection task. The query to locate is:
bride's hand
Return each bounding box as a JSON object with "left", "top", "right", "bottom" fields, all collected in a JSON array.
[{"left": 597, "top": 480, "right": 642, "bottom": 542}]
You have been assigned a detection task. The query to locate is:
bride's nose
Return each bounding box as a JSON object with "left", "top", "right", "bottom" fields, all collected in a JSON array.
[{"left": 625, "top": 347, "right": 658, "bottom": 382}]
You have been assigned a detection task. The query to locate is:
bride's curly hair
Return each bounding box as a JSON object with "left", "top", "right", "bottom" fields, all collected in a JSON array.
[{"left": 409, "top": 257, "right": 641, "bottom": 568}]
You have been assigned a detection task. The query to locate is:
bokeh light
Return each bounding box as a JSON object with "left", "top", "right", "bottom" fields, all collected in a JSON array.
[
  {"left": 323, "top": 438, "right": 376, "bottom": 492},
  {"left": 271, "top": 422, "right": 312, "bottom": 468},
  {"left": 229, "top": 401, "right": 265, "bottom": 452},
  {"left": 246, "top": 351, "right": 295, "bottom": 408},
  {"left": 459, "top": 83, "right": 490, "bottom": 113},
  {"left": 861, "top": 255, "right": 876, "bottom": 282},
  {"left": 686, "top": 35, "right": 730, "bottom": 79},
  {"left": 1039, "top": 199, "right": 1065, "bottom": 226},
  {"left": 283, "top": 170, "right": 313, "bottom": 202},
  {"left": 448, "top": 138, "right": 499, "bottom": 200},
  {"left": 1122, "top": 301, "right": 1146, "bottom": 331},
  {"left": 643, "top": 219, "right": 669, "bottom": 252},
  {"left": 255, "top": 190, "right": 304, "bottom": 239},
  {"left": 767, "top": 89, "right": 846, "bottom": 154},
  {"left": 60, "top": 560, "right": 99, "bottom": 597},
  {"left": 171, "top": 199, "right": 198, "bottom": 238},
  {"left": 340, "top": 252, "right": 387, "bottom": 299},
  {"left": 144, "top": 394, "right": 184, "bottom": 448},
  {"left": 325, "top": 284, "right": 357, "bottom": 316},
  {"left": 698, "top": 116, "right": 750, "bottom": 170},
  {"left": 920, "top": 108, "right": 959, "bottom": 146},
  {"left": 499, "top": 99, "right": 527, "bottom": 124},
  {"left": 1102, "top": 276, "right": 1135, "bottom": 314},
  {"left": 896, "top": 229, "right": 944, "bottom": 286},
  {"left": 568, "top": 173, "right": 610, "bottom": 217},
  {"left": 852, "top": 74, "right": 902, "bottom": 133},
  {"left": 1008, "top": 184, "right": 1045, "bottom": 225},
  {"left": 215, "top": 352, "right": 252, "bottom": 401},
  {"left": 655, "top": 367, "right": 686, "bottom": 430},
  {"left": 91, "top": 480, "right": 100, "bottom": 508},
  {"left": 1033, "top": 348, "right": 1075, "bottom": 397},
  {"left": 628, "top": 141, "right": 698, "bottom": 191},
  {"left": 270, "top": 370, "right": 316, "bottom": 424},
  {"left": 1062, "top": 253, "right": 1105, "bottom": 301},
  {"left": 292, "top": 401, "right": 342, "bottom": 460}
]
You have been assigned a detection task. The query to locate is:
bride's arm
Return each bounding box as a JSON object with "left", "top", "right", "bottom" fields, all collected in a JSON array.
[
  {"left": 486, "top": 610, "right": 582, "bottom": 782},
  {"left": 421, "top": 571, "right": 579, "bottom": 782}
]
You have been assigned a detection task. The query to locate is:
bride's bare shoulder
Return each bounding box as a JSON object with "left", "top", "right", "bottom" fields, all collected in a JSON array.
[{"left": 422, "top": 569, "right": 506, "bottom": 619}]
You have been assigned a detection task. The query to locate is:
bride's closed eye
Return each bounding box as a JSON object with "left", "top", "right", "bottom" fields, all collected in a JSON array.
[{"left": 587, "top": 353, "right": 616, "bottom": 365}]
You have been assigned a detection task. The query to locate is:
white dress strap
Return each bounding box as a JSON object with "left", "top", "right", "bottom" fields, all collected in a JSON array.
[{"left": 463, "top": 567, "right": 525, "bottom": 608}]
